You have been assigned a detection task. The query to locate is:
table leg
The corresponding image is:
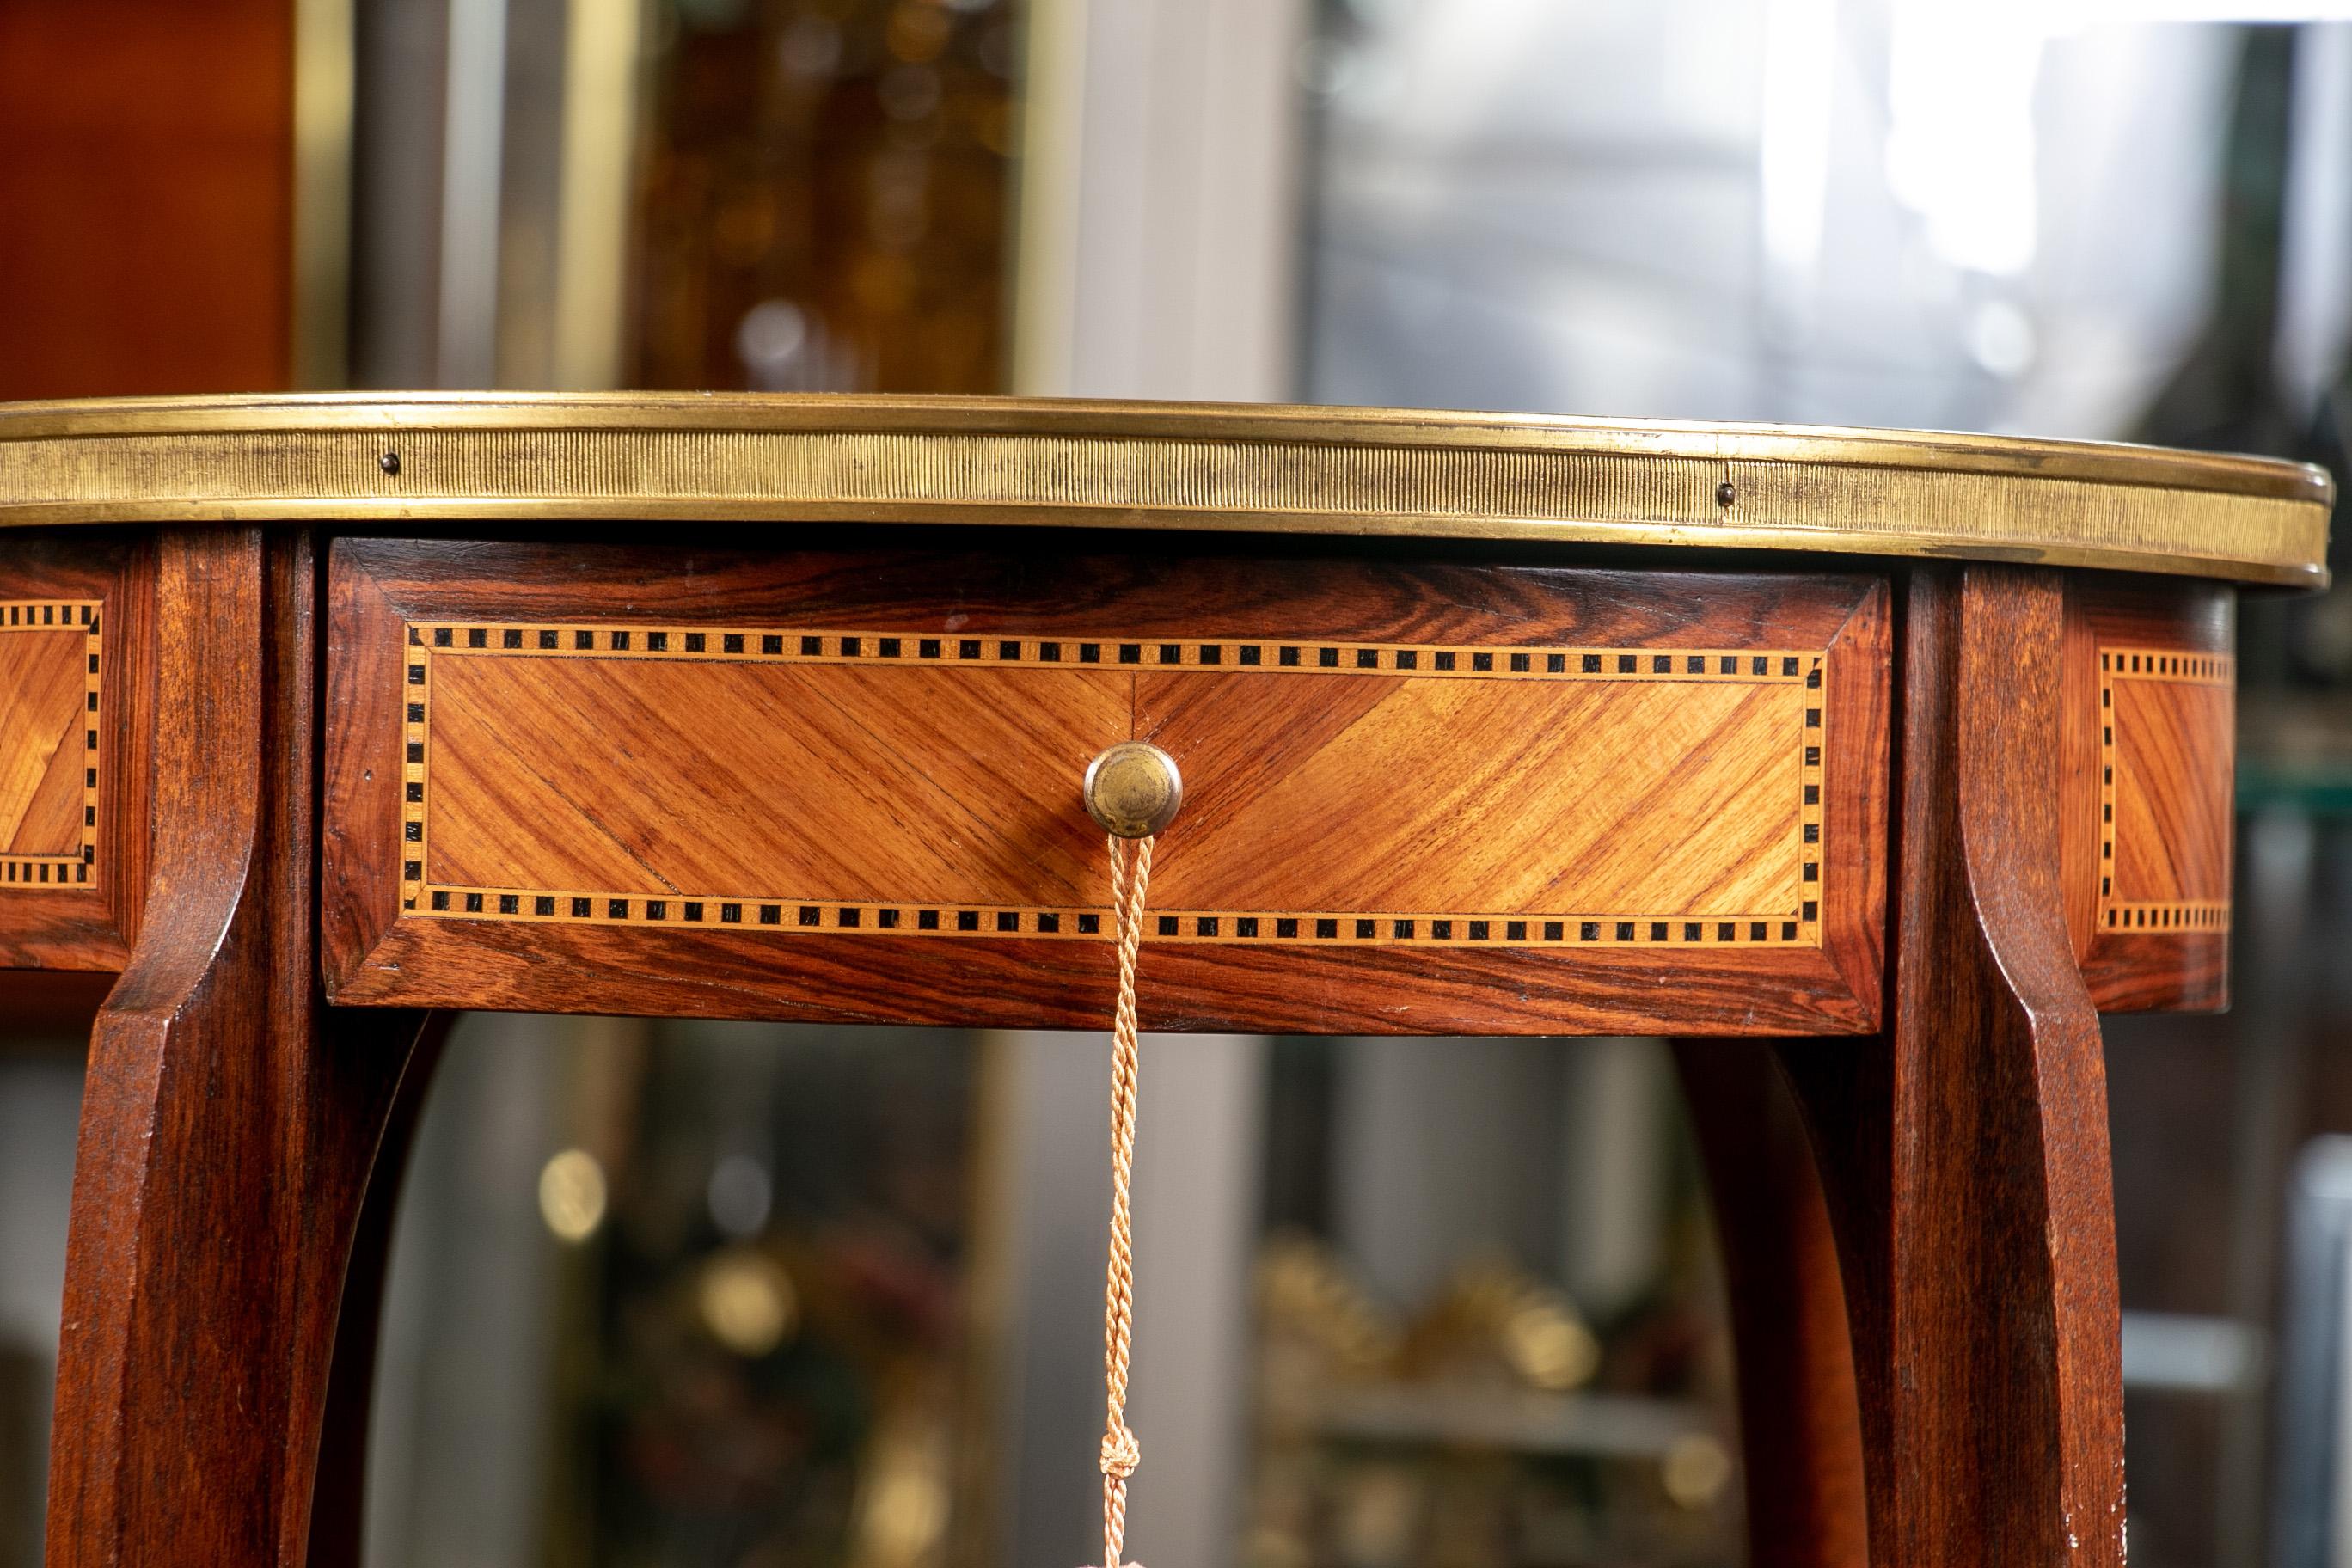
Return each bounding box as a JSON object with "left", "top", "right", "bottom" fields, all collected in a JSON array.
[
  {"left": 1780, "top": 564, "right": 2124, "bottom": 1566},
  {"left": 45, "top": 528, "right": 432, "bottom": 1568},
  {"left": 1672, "top": 1038, "right": 1869, "bottom": 1568},
  {"left": 301, "top": 1014, "right": 451, "bottom": 1568}
]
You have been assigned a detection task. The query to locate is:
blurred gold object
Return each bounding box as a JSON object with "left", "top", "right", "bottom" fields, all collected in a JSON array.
[
  {"left": 1401, "top": 1255, "right": 1600, "bottom": 1394},
  {"left": 1253, "top": 1231, "right": 1401, "bottom": 1375},
  {"left": 850, "top": 1419, "right": 951, "bottom": 1568},
  {"left": 0, "top": 394, "right": 2326, "bottom": 587},
  {"left": 1499, "top": 1299, "right": 1602, "bottom": 1393},
  {"left": 696, "top": 1246, "right": 799, "bottom": 1357},
  {"left": 1334, "top": 1464, "right": 1423, "bottom": 1568},
  {"left": 1660, "top": 1432, "right": 1734, "bottom": 1510},
  {"left": 536, "top": 1148, "right": 609, "bottom": 1242}
]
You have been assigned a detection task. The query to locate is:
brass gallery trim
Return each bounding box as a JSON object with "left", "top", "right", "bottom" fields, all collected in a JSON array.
[
  {"left": 0, "top": 600, "right": 101, "bottom": 893},
  {"left": 0, "top": 396, "right": 2328, "bottom": 587},
  {"left": 2097, "top": 646, "right": 2234, "bottom": 934},
  {"left": 398, "top": 623, "right": 1828, "bottom": 947}
]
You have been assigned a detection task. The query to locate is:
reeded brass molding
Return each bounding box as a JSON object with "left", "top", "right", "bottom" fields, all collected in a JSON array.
[{"left": 0, "top": 393, "right": 2329, "bottom": 586}]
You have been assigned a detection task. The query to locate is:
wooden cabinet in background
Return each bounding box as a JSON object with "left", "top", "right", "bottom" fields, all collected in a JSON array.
[{"left": 0, "top": 0, "right": 295, "bottom": 399}]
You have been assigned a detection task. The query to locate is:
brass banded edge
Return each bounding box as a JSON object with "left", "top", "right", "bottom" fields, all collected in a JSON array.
[
  {"left": 0, "top": 411, "right": 2327, "bottom": 586},
  {"left": 0, "top": 496, "right": 2321, "bottom": 589},
  {"left": 0, "top": 392, "right": 2329, "bottom": 504}
]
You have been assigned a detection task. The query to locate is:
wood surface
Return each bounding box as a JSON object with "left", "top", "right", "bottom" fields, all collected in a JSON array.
[
  {"left": 0, "top": 536, "right": 150, "bottom": 970},
  {"left": 1781, "top": 564, "right": 2123, "bottom": 1567},
  {"left": 303, "top": 1018, "right": 453, "bottom": 1568},
  {"left": 0, "top": 0, "right": 293, "bottom": 399},
  {"left": 0, "top": 971, "right": 113, "bottom": 1039},
  {"left": 2061, "top": 576, "right": 2238, "bottom": 1010},
  {"left": 8, "top": 521, "right": 2249, "bottom": 1568},
  {"left": 322, "top": 537, "right": 1890, "bottom": 1036},
  {"left": 0, "top": 606, "right": 95, "bottom": 870},
  {"left": 46, "top": 527, "right": 432, "bottom": 1568},
  {"left": 1671, "top": 1039, "right": 1868, "bottom": 1568}
]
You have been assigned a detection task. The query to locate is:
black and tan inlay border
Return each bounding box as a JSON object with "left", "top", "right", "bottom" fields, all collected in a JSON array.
[
  {"left": 2098, "top": 646, "right": 2233, "bottom": 934},
  {"left": 406, "top": 619, "right": 1828, "bottom": 682},
  {"left": 0, "top": 600, "right": 101, "bottom": 892},
  {"left": 399, "top": 621, "right": 1828, "bottom": 947}
]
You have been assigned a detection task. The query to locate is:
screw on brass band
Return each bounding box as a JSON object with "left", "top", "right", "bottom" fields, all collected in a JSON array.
[
  {"left": 2097, "top": 647, "right": 2234, "bottom": 934},
  {"left": 0, "top": 600, "right": 102, "bottom": 893},
  {"left": 396, "top": 622, "right": 1828, "bottom": 946},
  {"left": 0, "top": 397, "right": 2328, "bottom": 585}
]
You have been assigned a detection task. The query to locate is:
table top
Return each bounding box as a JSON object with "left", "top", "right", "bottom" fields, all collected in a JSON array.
[{"left": 0, "top": 392, "right": 2331, "bottom": 586}]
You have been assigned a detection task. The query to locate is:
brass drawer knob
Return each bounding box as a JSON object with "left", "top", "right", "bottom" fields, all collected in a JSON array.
[{"left": 1083, "top": 742, "right": 1183, "bottom": 838}]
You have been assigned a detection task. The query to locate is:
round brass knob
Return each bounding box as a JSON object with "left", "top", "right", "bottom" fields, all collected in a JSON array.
[{"left": 1083, "top": 742, "right": 1183, "bottom": 838}]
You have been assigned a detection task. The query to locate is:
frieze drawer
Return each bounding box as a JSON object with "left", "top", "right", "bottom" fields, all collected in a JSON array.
[{"left": 323, "top": 538, "right": 1890, "bottom": 1035}]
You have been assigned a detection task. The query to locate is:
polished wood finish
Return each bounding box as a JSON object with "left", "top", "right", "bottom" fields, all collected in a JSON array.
[
  {"left": 0, "top": 971, "right": 113, "bottom": 1039},
  {"left": 1784, "top": 565, "right": 2122, "bottom": 1567},
  {"left": 0, "top": 1, "right": 294, "bottom": 399},
  {"left": 2063, "top": 577, "right": 2238, "bottom": 1010},
  {"left": 0, "top": 603, "right": 98, "bottom": 871},
  {"left": 1673, "top": 1039, "right": 1868, "bottom": 1568},
  {"left": 322, "top": 539, "right": 1888, "bottom": 1036},
  {"left": 46, "top": 528, "right": 431, "bottom": 1568},
  {"left": 0, "top": 391, "right": 2313, "bottom": 1568},
  {"left": 0, "top": 536, "right": 150, "bottom": 970},
  {"left": 303, "top": 1018, "right": 452, "bottom": 1568}
]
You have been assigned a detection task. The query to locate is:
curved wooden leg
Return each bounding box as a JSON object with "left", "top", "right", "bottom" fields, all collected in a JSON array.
[
  {"left": 1782, "top": 564, "right": 2123, "bottom": 1567},
  {"left": 46, "top": 528, "right": 431, "bottom": 1568},
  {"left": 303, "top": 1014, "right": 452, "bottom": 1568},
  {"left": 1673, "top": 1039, "right": 1869, "bottom": 1568}
]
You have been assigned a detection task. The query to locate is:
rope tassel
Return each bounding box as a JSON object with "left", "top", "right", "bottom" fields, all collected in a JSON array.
[{"left": 1095, "top": 832, "right": 1155, "bottom": 1568}]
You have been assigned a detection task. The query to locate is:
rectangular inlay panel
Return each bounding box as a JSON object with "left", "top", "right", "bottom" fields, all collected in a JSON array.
[
  {"left": 397, "top": 623, "right": 1828, "bottom": 949},
  {"left": 0, "top": 599, "right": 101, "bottom": 891},
  {"left": 2097, "top": 646, "right": 2232, "bottom": 934},
  {"left": 323, "top": 541, "right": 1887, "bottom": 1035}
]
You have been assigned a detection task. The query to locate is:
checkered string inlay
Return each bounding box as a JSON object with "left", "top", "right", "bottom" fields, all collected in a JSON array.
[
  {"left": 0, "top": 600, "right": 101, "bottom": 892},
  {"left": 2097, "top": 646, "right": 2233, "bottom": 934},
  {"left": 399, "top": 620, "right": 1829, "bottom": 946}
]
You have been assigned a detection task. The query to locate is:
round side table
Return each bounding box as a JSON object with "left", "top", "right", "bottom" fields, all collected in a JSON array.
[{"left": 0, "top": 394, "right": 2329, "bottom": 1568}]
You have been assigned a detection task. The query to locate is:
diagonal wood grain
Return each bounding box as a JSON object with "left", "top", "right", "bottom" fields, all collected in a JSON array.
[
  {"left": 9, "top": 711, "right": 86, "bottom": 854},
  {"left": 321, "top": 542, "right": 1888, "bottom": 1032},
  {"left": 426, "top": 654, "right": 1126, "bottom": 905},
  {"left": 2109, "top": 675, "right": 2232, "bottom": 908},
  {"left": 0, "top": 629, "right": 83, "bottom": 854},
  {"left": 1144, "top": 672, "right": 1804, "bottom": 916},
  {"left": 417, "top": 626, "right": 1820, "bottom": 934}
]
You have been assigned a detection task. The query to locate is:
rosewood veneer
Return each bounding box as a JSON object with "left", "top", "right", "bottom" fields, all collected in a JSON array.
[{"left": 0, "top": 393, "right": 2328, "bottom": 1568}]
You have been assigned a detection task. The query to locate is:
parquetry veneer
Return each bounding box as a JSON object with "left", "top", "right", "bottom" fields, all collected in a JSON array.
[{"left": 0, "top": 394, "right": 2326, "bottom": 1568}]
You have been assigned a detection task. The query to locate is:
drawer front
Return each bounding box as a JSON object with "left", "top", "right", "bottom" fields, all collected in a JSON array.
[
  {"left": 0, "top": 533, "right": 149, "bottom": 970},
  {"left": 324, "top": 539, "right": 1889, "bottom": 1034},
  {"left": 2061, "top": 576, "right": 2239, "bottom": 1011}
]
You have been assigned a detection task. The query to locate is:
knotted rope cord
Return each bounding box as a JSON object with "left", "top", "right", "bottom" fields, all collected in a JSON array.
[{"left": 1096, "top": 831, "right": 1155, "bottom": 1568}]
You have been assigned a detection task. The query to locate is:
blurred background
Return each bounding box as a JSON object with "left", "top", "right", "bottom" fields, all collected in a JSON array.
[{"left": 5, "top": 1, "right": 2352, "bottom": 1565}]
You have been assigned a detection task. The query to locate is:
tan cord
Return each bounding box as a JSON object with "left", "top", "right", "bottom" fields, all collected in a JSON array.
[{"left": 1096, "top": 831, "right": 1155, "bottom": 1568}]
